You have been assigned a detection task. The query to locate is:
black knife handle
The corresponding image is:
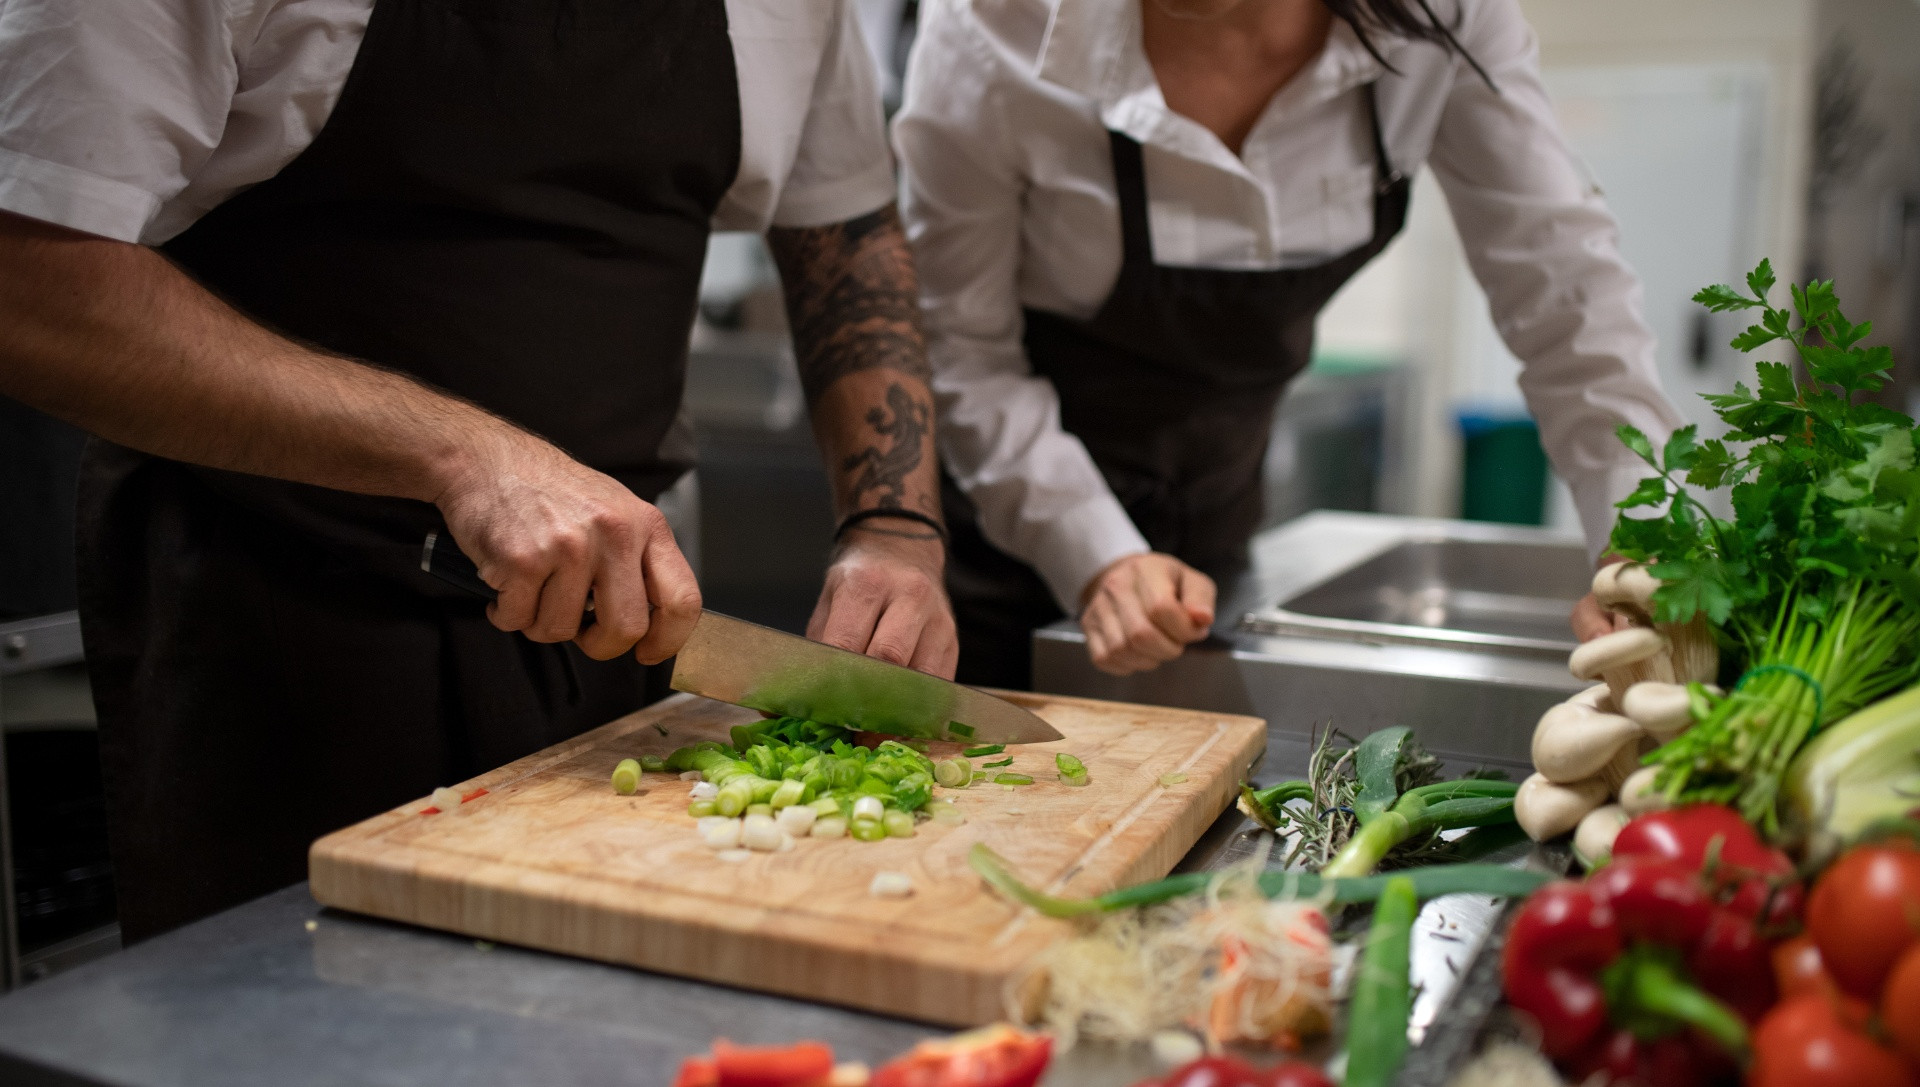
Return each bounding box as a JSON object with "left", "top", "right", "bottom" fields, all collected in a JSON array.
[{"left": 421, "top": 532, "right": 602, "bottom": 629}]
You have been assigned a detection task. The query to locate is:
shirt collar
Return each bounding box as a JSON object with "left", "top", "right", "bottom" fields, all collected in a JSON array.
[{"left": 1036, "top": 0, "right": 1403, "bottom": 160}]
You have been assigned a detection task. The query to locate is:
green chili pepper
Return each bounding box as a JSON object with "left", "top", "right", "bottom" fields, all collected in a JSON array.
[{"left": 1344, "top": 876, "right": 1417, "bottom": 1087}]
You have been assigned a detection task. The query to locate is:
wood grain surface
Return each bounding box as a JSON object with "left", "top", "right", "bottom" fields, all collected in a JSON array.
[{"left": 309, "top": 691, "right": 1266, "bottom": 1025}]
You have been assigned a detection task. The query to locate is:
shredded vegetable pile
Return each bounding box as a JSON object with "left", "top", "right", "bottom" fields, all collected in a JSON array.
[{"left": 1010, "top": 856, "right": 1333, "bottom": 1051}]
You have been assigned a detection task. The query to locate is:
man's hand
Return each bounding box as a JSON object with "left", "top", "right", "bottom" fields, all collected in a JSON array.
[
  {"left": 1571, "top": 552, "right": 1630, "bottom": 642},
  {"left": 434, "top": 431, "right": 701, "bottom": 665},
  {"left": 768, "top": 205, "right": 958, "bottom": 677},
  {"left": 1079, "top": 552, "right": 1215, "bottom": 676},
  {"left": 808, "top": 529, "right": 957, "bottom": 678}
]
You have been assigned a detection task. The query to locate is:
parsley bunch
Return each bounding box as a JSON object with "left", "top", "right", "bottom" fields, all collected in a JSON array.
[{"left": 1607, "top": 260, "right": 1920, "bottom": 832}]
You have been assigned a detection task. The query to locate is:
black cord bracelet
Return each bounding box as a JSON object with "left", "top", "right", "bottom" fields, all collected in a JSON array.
[{"left": 833, "top": 507, "right": 950, "bottom": 548}]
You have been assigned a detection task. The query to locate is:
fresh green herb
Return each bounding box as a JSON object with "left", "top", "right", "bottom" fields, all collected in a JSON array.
[
  {"left": 1609, "top": 262, "right": 1920, "bottom": 831},
  {"left": 993, "top": 772, "right": 1033, "bottom": 785},
  {"left": 962, "top": 744, "right": 1006, "bottom": 758},
  {"left": 968, "top": 844, "right": 1550, "bottom": 919},
  {"left": 1238, "top": 727, "right": 1515, "bottom": 875},
  {"left": 1344, "top": 876, "right": 1417, "bottom": 1087}
]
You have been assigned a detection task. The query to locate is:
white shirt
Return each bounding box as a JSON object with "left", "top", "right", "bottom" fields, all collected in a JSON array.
[
  {"left": 0, "top": 0, "right": 895, "bottom": 245},
  {"left": 895, "top": 0, "right": 1688, "bottom": 611}
]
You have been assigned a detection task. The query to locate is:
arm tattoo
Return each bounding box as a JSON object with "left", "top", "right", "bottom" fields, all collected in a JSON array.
[
  {"left": 840, "top": 382, "right": 928, "bottom": 511},
  {"left": 767, "top": 205, "right": 931, "bottom": 402}
]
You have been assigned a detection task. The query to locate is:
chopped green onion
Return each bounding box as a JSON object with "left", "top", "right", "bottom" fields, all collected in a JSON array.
[
  {"left": 811, "top": 816, "right": 848, "bottom": 839},
  {"left": 947, "top": 722, "right": 976, "bottom": 739},
  {"left": 850, "top": 818, "right": 888, "bottom": 842},
  {"left": 745, "top": 803, "right": 774, "bottom": 819},
  {"left": 933, "top": 757, "right": 971, "bottom": 788},
  {"left": 1061, "top": 770, "right": 1090, "bottom": 787},
  {"left": 1158, "top": 772, "right": 1188, "bottom": 786},
  {"left": 612, "top": 758, "right": 641, "bottom": 795},
  {"left": 770, "top": 779, "right": 805, "bottom": 810},
  {"left": 981, "top": 757, "right": 1014, "bottom": 769},
  {"left": 807, "top": 796, "right": 841, "bottom": 816},
  {"left": 882, "top": 810, "right": 917, "bottom": 838},
  {"left": 638, "top": 754, "right": 667, "bottom": 773},
  {"left": 687, "top": 799, "right": 718, "bottom": 818},
  {"left": 994, "top": 772, "right": 1033, "bottom": 786},
  {"left": 716, "top": 779, "right": 753, "bottom": 816},
  {"left": 962, "top": 744, "right": 1005, "bottom": 758},
  {"left": 927, "top": 800, "right": 966, "bottom": 826},
  {"left": 1055, "top": 753, "right": 1089, "bottom": 786}
]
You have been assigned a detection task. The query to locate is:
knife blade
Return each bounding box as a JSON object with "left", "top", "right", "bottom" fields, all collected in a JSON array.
[{"left": 420, "top": 532, "right": 1061, "bottom": 745}]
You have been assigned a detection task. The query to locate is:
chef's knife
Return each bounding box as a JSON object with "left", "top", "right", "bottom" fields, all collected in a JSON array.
[{"left": 421, "top": 532, "right": 1062, "bottom": 745}]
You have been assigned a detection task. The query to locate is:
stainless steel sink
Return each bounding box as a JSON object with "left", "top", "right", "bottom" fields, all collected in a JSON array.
[{"left": 1243, "top": 535, "right": 1592, "bottom": 657}]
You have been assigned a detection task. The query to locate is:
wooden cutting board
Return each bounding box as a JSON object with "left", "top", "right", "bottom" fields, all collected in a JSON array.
[{"left": 310, "top": 691, "right": 1266, "bottom": 1025}]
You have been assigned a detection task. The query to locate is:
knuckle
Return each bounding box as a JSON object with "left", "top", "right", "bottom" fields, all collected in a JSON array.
[{"left": 869, "top": 641, "right": 911, "bottom": 666}]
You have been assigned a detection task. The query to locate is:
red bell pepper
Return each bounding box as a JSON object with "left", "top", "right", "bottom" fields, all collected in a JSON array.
[
  {"left": 673, "top": 1040, "right": 835, "bottom": 1087},
  {"left": 1130, "top": 1055, "right": 1334, "bottom": 1087},
  {"left": 870, "top": 1025, "right": 1050, "bottom": 1087},
  {"left": 1502, "top": 856, "right": 1773, "bottom": 1084},
  {"left": 1611, "top": 805, "right": 1802, "bottom": 928}
]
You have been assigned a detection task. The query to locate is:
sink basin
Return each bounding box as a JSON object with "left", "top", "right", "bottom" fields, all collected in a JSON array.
[{"left": 1243, "top": 536, "right": 1592, "bottom": 657}]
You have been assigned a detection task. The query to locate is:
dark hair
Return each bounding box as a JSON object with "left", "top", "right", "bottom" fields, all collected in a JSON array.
[{"left": 1325, "top": 0, "right": 1498, "bottom": 92}]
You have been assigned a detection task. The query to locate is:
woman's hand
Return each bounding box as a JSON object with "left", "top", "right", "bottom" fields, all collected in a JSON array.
[
  {"left": 1078, "top": 552, "right": 1215, "bottom": 676},
  {"left": 1571, "top": 553, "right": 1633, "bottom": 642}
]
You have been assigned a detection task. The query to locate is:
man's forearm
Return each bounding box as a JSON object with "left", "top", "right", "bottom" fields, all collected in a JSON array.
[
  {"left": 0, "top": 211, "right": 502, "bottom": 503},
  {"left": 768, "top": 205, "right": 942, "bottom": 535}
]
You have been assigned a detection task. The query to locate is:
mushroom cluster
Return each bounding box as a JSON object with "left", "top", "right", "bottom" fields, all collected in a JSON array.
[{"left": 1515, "top": 562, "right": 1720, "bottom": 866}]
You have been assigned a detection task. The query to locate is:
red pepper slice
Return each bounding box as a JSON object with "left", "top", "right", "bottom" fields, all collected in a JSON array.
[
  {"left": 871, "top": 1025, "right": 1050, "bottom": 1087},
  {"left": 673, "top": 1056, "right": 719, "bottom": 1087},
  {"left": 709, "top": 1040, "right": 835, "bottom": 1087}
]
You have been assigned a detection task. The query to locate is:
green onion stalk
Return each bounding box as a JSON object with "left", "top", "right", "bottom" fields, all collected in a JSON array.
[{"left": 1650, "top": 582, "right": 1920, "bottom": 832}]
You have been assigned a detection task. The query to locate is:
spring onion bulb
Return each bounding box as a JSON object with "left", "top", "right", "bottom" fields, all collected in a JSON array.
[
  {"left": 1159, "top": 772, "right": 1188, "bottom": 786},
  {"left": 429, "top": 786, "right": 463, "bottom": 811},
  {"left": 926, "top": 799, "right": 966, "bottom": 825},
  {"left": 715, "top": 780, "right": 752, "bottom": 816},
  {"left": 850, "top": 818, "right": 888, "bottom": 842},
  {"left": 701, "top": 818, "right": 742, "bottom": 849},
  {"left": 745, "top": 803, "right": 774, "bottom": 819},
  {"left": 852, "top": 795, "right": 885, "bottom": 822},
  {"left": 638, "top": 754, "right": 667, "bottom": 773},
  {"left": 687, "top": 799, "right": 719, "bottom": 818},
  {"left": 811, "top": 816, "right": 848, "bottom": 838},
  {"left": 776, "top": 805, "right": 817, "bottom": 836},
  {"left": 993, "top": 773, "right": 1033, "bottom": 786},
  {"left": 1056, "top": 753, "right": 1090, "bottom": 787},
  {"left": 696, "top": 815, "right": 735, "bottom": 835},
  {"left": 869, "top": 871, "right": 914, "bottom": 898},
  {"left": 934, "top": 757, "right": 972, "bottom": 788},
  {"left": 883, "top": 810, "right": 917, "bottom": 838},
  {"left": 741, "top": 814, "right": 783, "bottom": 852},
  {"left": 611, "top": 759, "right": 641, "bottom": 795},
  {"left": 688, "top": 780, "right": 719, "bottom": 801}
]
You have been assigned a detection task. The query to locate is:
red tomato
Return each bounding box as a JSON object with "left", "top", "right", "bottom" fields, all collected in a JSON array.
[
  {"left": 712, "top": 1040, "right": 835, "bottom": 1087},
  {"left": 871, "top": 1025, "right": 1051, "bottom": 1087},
  {"left": 1161, "top": 1057, "right": 1263, "bottom": 1087},
  {"left": 1807, "top": 842, "right": 1920, "bottom": 998},
  {"left": 1749, "top": 994, "right": 1914, "bottom": 1087},
  {"left": 1773, "top": 934, "right": 1841, "bottom": 1003},
  {"left": 1255, "top": 1061, "right": 1334, "bottom": 1087},
  {"left": 1883, "top": 942, "right": 1920, "bottom": 1067}
]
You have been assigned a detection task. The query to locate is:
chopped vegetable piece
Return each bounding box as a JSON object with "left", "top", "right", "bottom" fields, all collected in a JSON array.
[
  {"left": 852, "top": 795, "right": 885, "bottom": 822},
  {"left": 679, "top": 770, "right": 703, "bottom": 781},
  {"left": 742, "top": 814, "right": 783, "bottom": 852},
  {"left": 872, "top": 1025, "right": 1050, "bottom": 1087},
  {"left": 776, "top": 805, "right": 817, "bottom": 836},
  {"left": 701, "top": 818, "right": 742, "bottom": 850},
  {"left": 1158, "top": 772, "right": 1187, "bottom": 786},
  {"left": 689, "top": 780, "right": 719, "bottom": 801},
  {"left": 947, "top": 722, "right": 976, "bottom": 738},
  {"left": 716, "top": 849, "right": 752, "bottom": 863},
  {"left": 1056, "top": 752, "right": 1090, "bottom": 787},
  {"left": 883, "top": 810, "right": 917, "bottom": 838},
  {"left": 994, "top": 773, "right": 1033, "bottom": 786},
  {"left": 709, "top": 1040, "right": 835, "bottom": 1087},
  {"left": 962, "top": 744, "right": 1006, "bottom": 758},
  {"left": 612, "top": 758, "right": 641, "bottom": 795},
  {"left": 870, "top": 871, "right": 914, "bottom": 898},
  {"left": 746, "top": 803, "right": 774, "bottom": 819},
  {"left": 1148, "top": 1031, "right": 1203, "bottom": 1067},
  {"left": 1344, "top": 876, "right": 1417, "bottom": 1087},
  {"left": 982, "top": 757, "right": 1014, "bottom": 769},
  {"left": 811, "top": 816, "right": 848, "bottom": 839},
  {"left": 639, "top": 754, "right": 667, "bottom": 773},
  {"left": 851, "top": 818, "right": 888, "bottom": 842},
  {"left": 687, "top": 799, "right": 719, "bottom": 818},
  {"left": 430, "top": 786, "right": 462, "bottom": 811},
  {"left": 808, "top": 796, "right": 842, "bottom": 817},
  {"left": 934, "top": 757, "right": 971, "bottom": 789},
  {"left": 770, "top": 779, "right": 805, "bottom": 810}
]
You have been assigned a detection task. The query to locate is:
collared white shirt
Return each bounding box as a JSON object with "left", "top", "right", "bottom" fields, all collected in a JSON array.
[
  {"left": 0, "top": 0, "right": 894, "bottom": 245},
  {"left": 895, "top": 0, "right": 1687, "bottom": 611}
]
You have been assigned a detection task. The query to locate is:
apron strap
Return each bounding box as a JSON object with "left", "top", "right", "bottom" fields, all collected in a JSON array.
[
  {"left": 1105, "top": 129, "right": 1156, "bottom": 266},
  {"left": 1363, "top": 81, "right": 1405, "bottom": 192}
]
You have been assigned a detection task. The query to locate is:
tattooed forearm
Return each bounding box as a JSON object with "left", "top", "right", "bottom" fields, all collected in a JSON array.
[
  {"left": 839, "top": 382, "right": 928, "bottom": 511},
  {"left": 767, "top": 205, "right": 930, "bottom": 403}
]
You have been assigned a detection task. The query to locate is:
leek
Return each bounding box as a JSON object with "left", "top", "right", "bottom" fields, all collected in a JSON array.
[{"left": 1781, "top": 682, "right": 1920, "bottom": 843}]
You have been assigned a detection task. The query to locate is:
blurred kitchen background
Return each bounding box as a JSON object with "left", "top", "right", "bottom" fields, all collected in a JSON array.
[{"left": 2, "top": 0, "right": 1917, "bottom": 989}]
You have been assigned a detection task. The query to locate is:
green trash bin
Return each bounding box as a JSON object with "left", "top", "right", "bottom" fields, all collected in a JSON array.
[{"left": 1458, "top": 408, "right": 1548, "bottom": 526}]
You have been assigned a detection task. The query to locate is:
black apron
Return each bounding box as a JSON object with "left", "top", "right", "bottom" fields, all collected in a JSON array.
[
  {"left": 947, "top": 83, "right": 1410, "bottom": 689},
  {"left": 76, "top": 0, "right": 740, "bottom": 941}
]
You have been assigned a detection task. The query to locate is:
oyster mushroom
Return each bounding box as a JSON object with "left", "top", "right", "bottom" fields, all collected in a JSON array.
[
  {"left": 1515, "top": 773, "right": 1610, "bottom": 841},
  {"left": 1532, "top": 701, "right": 1643, "bottom": 785}
]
